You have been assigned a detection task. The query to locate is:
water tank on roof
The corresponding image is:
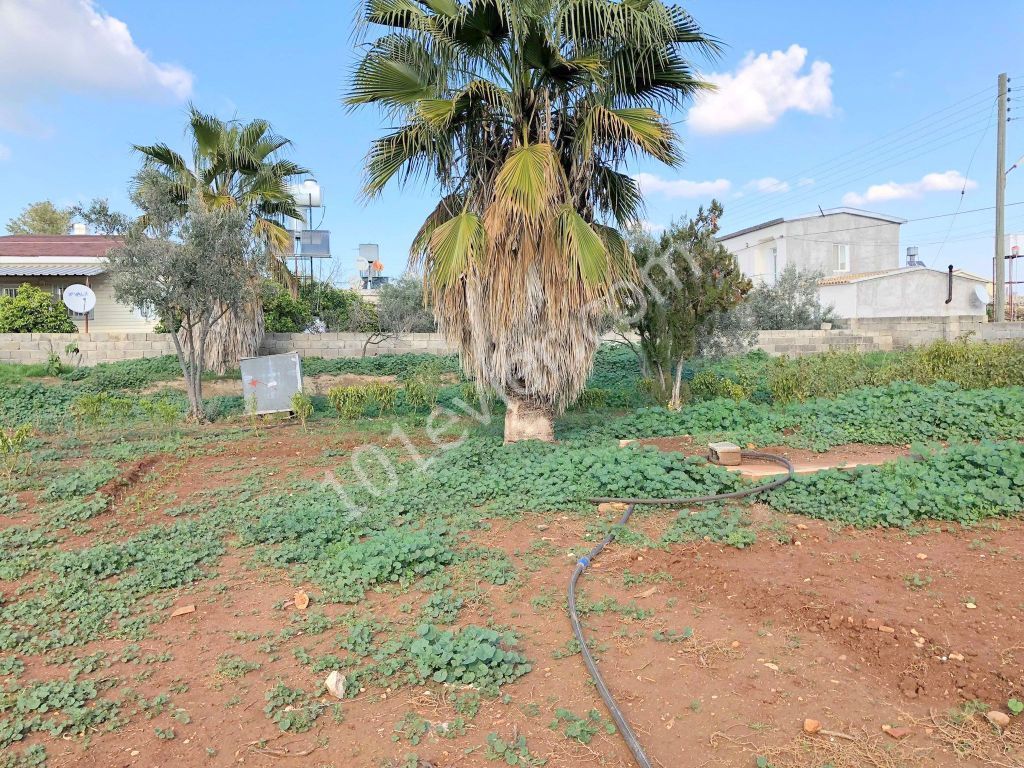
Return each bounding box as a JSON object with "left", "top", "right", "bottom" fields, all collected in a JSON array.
[{"left": 287, "top": 179, "right": 322, "bottom": 208}]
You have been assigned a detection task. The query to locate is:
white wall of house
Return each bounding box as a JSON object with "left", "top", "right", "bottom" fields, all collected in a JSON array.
[
  {"left": 0, "top": 274, "right": 156, "bottom": 332},
  {"left": 819, "top": 268, "right": 988, "bottom": 319},
  {"left": 782, "top": 213, "right": 900, "bottom": 276},
  {"left": 720, "top": 211, "right": 902, "bottom": 285}
]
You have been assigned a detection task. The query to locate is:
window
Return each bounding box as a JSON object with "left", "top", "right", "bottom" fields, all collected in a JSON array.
[{"left": 833, "top": 243, "right": 850, "bottom": 272}]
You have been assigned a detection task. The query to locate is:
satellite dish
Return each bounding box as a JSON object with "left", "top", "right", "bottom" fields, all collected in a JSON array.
[
  {"left": 62, "top": 284, "right": 96, "bottom": 314},
  {"left": 286, "top": 179, "right": 322, "bottom": 208},
  {"left": 972, "top": 285, "right": 991, "bottom": 306}
]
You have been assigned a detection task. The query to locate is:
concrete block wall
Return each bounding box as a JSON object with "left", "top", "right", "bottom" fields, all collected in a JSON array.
[
  {"left": 976, "top": 323, "right": 1024, "bottom": 341},
  {"left": 0, "top": 333, "right": 176, "bottom": 366},
  {"left": 2, "top": 322, "right": 1021, "bottom": 368},
  {"left": 754, "top": 329, "right": 893, "bottom": 357},
  {"left": 260, "top": 332, "right": 453, "bottom": 357},
  {"left": 846, "top": 315, "right": 986, "bottom": 348}
]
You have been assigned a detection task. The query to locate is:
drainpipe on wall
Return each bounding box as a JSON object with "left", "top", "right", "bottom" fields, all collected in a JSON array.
[{"left": 945, "top": 265, "right": 953, "bottom": 305}]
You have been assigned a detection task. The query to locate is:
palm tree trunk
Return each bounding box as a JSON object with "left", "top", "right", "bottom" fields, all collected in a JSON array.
[
  {"left": 182, "top": 298, "right": 265, "bottom": 374},
  {"left": 503, "top": 397, "right": 554, "bottom": 443}
]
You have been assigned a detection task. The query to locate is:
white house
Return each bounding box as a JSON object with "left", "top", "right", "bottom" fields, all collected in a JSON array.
[
  {"left": 0, "top": 233, "right": 157, "bottom": 332},
  {"left": 717, "top": 208, "right": 989, "bottom": 319}
]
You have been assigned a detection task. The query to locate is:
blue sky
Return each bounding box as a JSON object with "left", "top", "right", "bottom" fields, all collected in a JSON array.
[{"left": 0, "top": 0, "right": 1021, "bottom": 285}]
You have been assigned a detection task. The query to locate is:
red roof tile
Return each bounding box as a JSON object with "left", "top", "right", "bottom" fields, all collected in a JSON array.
[{"left": 0, "top": 235, "right": 123, "bottom": 258}]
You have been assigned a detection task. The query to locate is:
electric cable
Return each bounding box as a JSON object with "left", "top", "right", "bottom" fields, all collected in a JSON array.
[{"left": 569, "top": 450, "right": 796, "bottom": 768}]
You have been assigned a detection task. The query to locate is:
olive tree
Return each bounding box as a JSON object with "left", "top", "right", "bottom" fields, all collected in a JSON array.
[
  {"left": 107, "top": 174, "right": 261, "bottom": 421},
  {"left": 625, "top": 201, "right": 752, "bottom": 408}
]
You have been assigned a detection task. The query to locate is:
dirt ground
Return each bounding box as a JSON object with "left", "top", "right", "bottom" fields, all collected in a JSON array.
[{"left": 10, "top": 426, "right": 1024, "bottom": 768}]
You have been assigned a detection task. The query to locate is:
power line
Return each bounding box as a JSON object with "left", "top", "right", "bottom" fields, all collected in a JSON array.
[
  {"left": 725, "top": 122, "right": 993, "bottom": 223},
  {"left": 725, "top": 108, "right": 995, "bottom": 217},
  {"left": 720, "top": 86, "right": 997, "bottom": 217},
  {"left": 723, "top": 201, "right": 1024, "bottom": 253},
  {"left": 935, "top": 97, "right": 999, "bottom": 260}
]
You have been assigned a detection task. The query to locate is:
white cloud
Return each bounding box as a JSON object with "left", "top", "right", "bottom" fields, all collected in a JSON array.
[
  {"left": 0, "top": 0, "right": 193, "bottom": 133},
  {"left": 842, "top": 170, "right": 976, "bottom": 206},
  {"left": 744, "top": 177, "right": 790, "bottom": 194},
  {"left": 0, "top": 144, "right": 10, "bottom": 162},
  {"left": 689, "top": 45, "right": 833, "bottom": 134},
  {"left": 797, "top": 178, "right": 815, "bottom": 188},
  {"left": 635, "top": 172, "right": 731, "bottom": 198}
]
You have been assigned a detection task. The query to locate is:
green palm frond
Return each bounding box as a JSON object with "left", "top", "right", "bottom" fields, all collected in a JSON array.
[
  {"left": 493, "top": 142, "right": 564, "bottom": 223},
  {"left": 583, "top": 105, "right": 679, "bottom": 164},
  {"left": 188, "top": 106, "right": 224, "bottom": 158},
  {"left": 555, "top": 204, "right": 609, "bottom": 286},
  {"left": 592, "top": 165, "right": 643, "bottom": 226},
  {"left": 364, "top": 0, "right": 432, "bottom": 29},
  {"left": 425, "top": 210, "right": 486, "bottom": 290},
  {"left": 411, "top": 193, "right": 466, "bottom": 262},
  {"left": 364, "top": 123, "right": 446, "bottom": 196},
  {"left": 134, "top": 143, "right": 190, "bottom": 175},
  {"left": 347, "top": 37, "right": 438, "bottom": 108}
]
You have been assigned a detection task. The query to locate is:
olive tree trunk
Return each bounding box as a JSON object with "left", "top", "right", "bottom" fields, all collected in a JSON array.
[{"left": 181, "top": 298, "right": 264, "bottom": 375}]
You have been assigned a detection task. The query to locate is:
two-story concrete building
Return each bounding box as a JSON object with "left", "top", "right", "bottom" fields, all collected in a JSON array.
[{"left": 717, "top": 208, "right": 989, "bottom": 320}]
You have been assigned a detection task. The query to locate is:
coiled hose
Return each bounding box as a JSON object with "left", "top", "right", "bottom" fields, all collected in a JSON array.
[{"left": 569, "top": 450, "right": 795, "bottom": 768}]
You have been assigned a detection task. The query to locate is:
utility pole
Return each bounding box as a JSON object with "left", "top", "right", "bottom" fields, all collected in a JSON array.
[{"left": 994, "top": 72, "right": 1008, "bottom": 322}]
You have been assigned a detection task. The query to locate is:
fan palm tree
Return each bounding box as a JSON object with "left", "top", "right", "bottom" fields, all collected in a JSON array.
[
  {"left": 348, "top": 0, "right": 717, "bottom": 441},
  {"left": 134, "top": 106, "right": 309, "bottom": 372}
]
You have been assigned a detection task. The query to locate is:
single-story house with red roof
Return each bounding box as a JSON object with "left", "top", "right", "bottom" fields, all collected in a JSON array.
[{"left": 0, "top": 232, "right": 157, "bottom": 332}]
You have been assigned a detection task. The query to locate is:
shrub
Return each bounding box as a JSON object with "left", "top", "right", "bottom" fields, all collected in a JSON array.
[
  {"left": 291, "top": 392, "right": 313, "bottom": 431},
  {"left": 300, "top": 280, "right": 375, "bottom": 332},
  {"left": 690, "top": 370, "right": 748, "bottom": 402},
  {"left": 364, "top": 381, "right": 398, "bottom": 413},
  {"left": 747, "top": 265, "right": 836, "bottom": 330},
  {"left": 262, "top": 282, "right": 312, "bottom": 332},
  {"left": 0, "top": 284, "right": 76, "bottom": 333},
  {"left": 0, "top": 424, "right": 32, "bottom": 486},
  {"left": 327, "top": 385, "right": 367, "bottom": 419},
  {"left": 400, "top": 359, "right": 446, "bottom": 410}
]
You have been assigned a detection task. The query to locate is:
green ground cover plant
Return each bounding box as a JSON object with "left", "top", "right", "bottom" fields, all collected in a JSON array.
[
  {"left": 569, "top": 381, "right": 1024, "bottom": 450},
  {"left": 690, "top": 339, "right": 1024, "bottom": 405},
  {"left": 407, "top": 624, "right": 531, "bottom": 691},
  {"left": 2, "top": 337, "right": 1024, "bottom": 765},
  {"left": 765, "top": 441, "right": 1024, "bottom": 527}
]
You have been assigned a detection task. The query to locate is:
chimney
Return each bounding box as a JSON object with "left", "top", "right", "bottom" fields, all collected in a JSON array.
[{"left": 72, "top": 223, "right": 89, "bottom": 236}]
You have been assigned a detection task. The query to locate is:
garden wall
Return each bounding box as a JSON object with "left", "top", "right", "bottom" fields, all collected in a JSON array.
[
  {"left": 845, "top": 315, "right": 988, "bottom": 348},
  {"left": 2, "top": 320, "right": 1023, "bottom": 366},
  {"left": 753, "top": 329, "right": 892, "bottom": 356},
  {"left": 0, "top": 331, "right": 454, "bottom": 366}
]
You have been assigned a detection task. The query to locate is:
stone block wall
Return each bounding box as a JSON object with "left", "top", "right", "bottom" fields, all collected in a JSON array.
[
  {"left": 846, "top": 315, "right": 986, "bottom": 348},
  {"left": 2, "top": 321, "right": 1022, "bottom": 368},
  {"left": 260, "top": 332, "right": 453, "bottom": 358},
  {"left": 754, "top": 329, "right": 893, "bottom": 357},
  {"left": 0, "top": 333, "right": 177, "bottom": 366}
]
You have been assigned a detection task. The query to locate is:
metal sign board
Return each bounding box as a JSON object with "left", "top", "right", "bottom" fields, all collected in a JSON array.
[{"left": 239, "top": 352, "right": 303, "bottom": 415}]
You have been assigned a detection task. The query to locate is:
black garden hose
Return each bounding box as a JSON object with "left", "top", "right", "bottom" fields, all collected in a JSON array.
[{"left": 569, "top": 450, "right": 795, "bottom": 768}]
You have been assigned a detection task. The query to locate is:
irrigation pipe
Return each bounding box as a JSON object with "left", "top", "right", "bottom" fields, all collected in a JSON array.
[{"left": 569, "top": 450, "right": 795, "bottom": 768}]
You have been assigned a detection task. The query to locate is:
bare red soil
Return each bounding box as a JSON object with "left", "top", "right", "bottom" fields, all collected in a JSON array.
[{"left": 11, "top": 427, "right": 1024, "bottom": 768}]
